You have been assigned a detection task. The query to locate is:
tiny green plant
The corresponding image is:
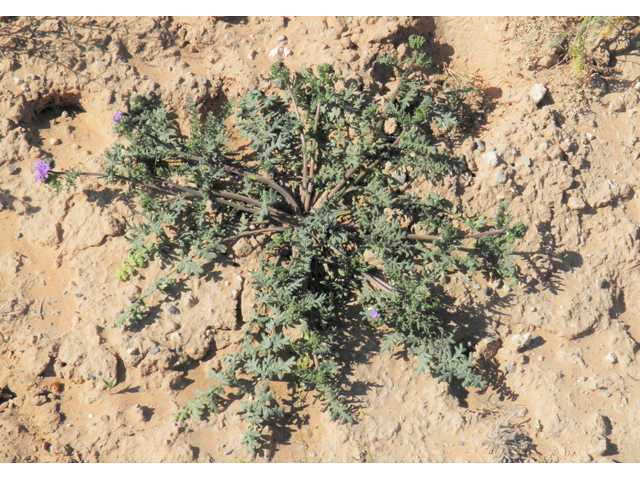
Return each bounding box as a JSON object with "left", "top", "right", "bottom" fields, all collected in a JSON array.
[
  {"left": 38, "top": 35, "right": 525, "bottom": 456},
  {"left": 103, "top": 378, "right": 117, "bottom": 391}
]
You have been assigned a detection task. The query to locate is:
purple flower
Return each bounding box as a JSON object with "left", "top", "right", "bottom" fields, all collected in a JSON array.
[
  {"left": 34, "top": 160, "right": 51, "bottom": 183},
  {"left": 370, "top": 309, "right": 379, "bottom": 319},
  {"left": 113, "top": 111, "right": 123, "bottom": 123}
]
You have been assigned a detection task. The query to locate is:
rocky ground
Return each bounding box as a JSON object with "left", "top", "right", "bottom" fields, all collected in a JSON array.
[{"left": 1, "top": 16, "right": 640, "bottom": 463}]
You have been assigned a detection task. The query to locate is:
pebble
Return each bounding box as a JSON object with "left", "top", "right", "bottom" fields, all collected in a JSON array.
[
  {"left": 567, "top": 195, "right": 586, "bottom": 211},
  {"left": 149, "top": 347, "right": 160, "bottom": 355},
  {"left": 505, "top": 362, "right": 516, "bottom": 374},
  {"left": 277, "top": 34, "right": 287, "bottom": 41},
  {"left": 483, "top": 286, "right": 492, "bottom": 296},
  {"left": 13, "top": 77, "right": 23, "bottom": 85},
  {"left": 586, "top": 133, "right": 595, "bottom": 141},
  {"left": 596, "top": 278, "right": 608, "bottom": 289},
  {"left": 61, "top": 110, "right": 69, "bottom": 119},
  {"left": 197, "top": 76, "right": 207, "bottom": 85},
  {"left": 224, "top": 449, "right": 233, "bottom": 455},
  {"left": 21, "top": 84, "right": 30, "bottom": 92},
  {"left": 8, "top": 164, "right": 17, "bottom": 174},
  {"left": 283, "top": 48, "right": 292, "bottom": 58},
  {"left": 495, "top": 172, "right": 507, "bottom": 184},
  {"left": 512, "top": 332, "right": 533, "bottom": 350},
  {"left": 87, "top": 374, "right": 96, "bottom": 381},
  {"left": 604, "top": 352, "right": 617, "bottom": 364},
  {"left": 457, "top": 441, "right": 464, "bottom": 446},
  {"left": 166, "top": 305, "right": 180, "bottom": 315},
  {"left": 48, "top": 137, "right": 60, "bottom": 146},
  {"left": 14, "top": 232, "right": 22, "bottom": 239},
  {"left": 161, "top": 335, "right": 168, "bottom": 342},
  {"left": 475, "top": 140, "right": 485, "bottom": 152},
  {"left": 529, "top": 83, "right": 548, "bottom": 105},
  {"left": 539, "top": 356, "right": 545, "bottom": 361},
  {"left": 602, "top": 391, "right": 612, "bottom": 398},
  {"left": 248, "top": 50, "right": 257, "bottom": 60},
  {"left": 482, "top": 151, "right": 499, "bottom": 167},
  {"left": 520, "top": 156, "right": 532, "bottom": 167},
  {"left": 268, "top": 45, "right": 283, "bottom": 58},
  {"left": 635, "top": 82, "right": 640, "bottom": 91},
  {"left": 584, "top": 293, "right": 592, "bottom": 302}
]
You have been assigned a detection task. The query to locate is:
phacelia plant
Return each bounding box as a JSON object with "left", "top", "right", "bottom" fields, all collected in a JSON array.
[{"left": 40, "top": 35, "right": 525, "bottom": 455}]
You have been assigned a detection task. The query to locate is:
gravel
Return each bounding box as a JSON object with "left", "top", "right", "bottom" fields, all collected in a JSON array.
[
  {"left": 596, "top": 278, "right": 608, "bottom": 289},
  {"left": 13, "top": 232, "right": 22, "bottom": 239},
  {"left": 495, "top": 172, "right": 507, "bottom": 184},
  {"left": 166, "top": 305, "right": 180, "bottom": 315},
  {"left": 604, "top": 352, "right": 617, "bottom": 364},
  {"left": 520, "top": 156, "right": 532, "bottom": 167},
  {"left": 149, "top": 347, "right": 160, "bottom": 355}
]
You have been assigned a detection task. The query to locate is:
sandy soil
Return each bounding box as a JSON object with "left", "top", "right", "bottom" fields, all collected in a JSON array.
[{"left": 1, "top": 16, "right": 640, "bottom": 463}]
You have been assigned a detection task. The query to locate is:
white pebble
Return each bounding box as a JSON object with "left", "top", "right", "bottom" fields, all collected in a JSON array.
[
  {"left": 283, "top": 48, "right": 292, "bottom": 58},
  {"left": 268, "top": 46, "right": 283, "bottom": 58},
  {"left": 13, "top": 77, "right": 23, "bottom": 85},
  {"left": 529, "top": 83, "right": 547, "bottom": 104}
]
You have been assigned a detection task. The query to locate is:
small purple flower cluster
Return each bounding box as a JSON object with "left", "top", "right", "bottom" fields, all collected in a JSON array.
[
  {"left": 34, "top": 160, "right": 51, "bottom": 183},
  {"left": 370, "top": 309, "right": 379, "bottom": 319},
  {"left": 113, "top": 111, "right": 123, "bottom": 123}
]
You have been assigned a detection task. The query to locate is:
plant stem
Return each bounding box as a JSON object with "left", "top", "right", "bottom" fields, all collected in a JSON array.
[
  {"left": 225, "top": 227, "right": 288, "bottom": 242},
  {"left": 138, "top": 129, "right": 302, "bottom": 214},
  {"left": 407, "top": 229, "right": 506, "bottom": 242}
]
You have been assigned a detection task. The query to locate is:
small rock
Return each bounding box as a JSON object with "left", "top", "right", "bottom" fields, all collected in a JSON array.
[
  {"left": 584, "top": 294, "right": 591, "bottom": 302},
  {"left": 539, "top": 53, "right": 559, "bottom": 69},
  {"left": 48, "top": 138, "right": 60, "bottom": 146},
  {"left": 21, "top": 84, "right": 30, "bottom": 92},
  {"left": 248, "top": 50, "right": 257, "bottom": 60},
  {"left": 61, "top": 111, "right": 70, "bottom": 119},
  {"left": 277, "top": 34, "right": 287, "bottom": 42},
  {"left": 609, "top": 96, "right": 625, "bottom": 113},
  {"left": 520, "top": 156, "right": 532, "bottom": 167},
  {"left": 596, "top": 278, "right": 608, "bottom": 289},
  {"left": 592, "top": 436, "right": 608, "bottom": 456},
  {"left": 197, "top": 76, "right": 207, "bottom": 85},
  {"left": 224, "top": 449, "right": 233, "bottom": 455},
  {"left": 14, "top": 232, "right": 22, "bottom": 239},
  {"left": 87, "top": 374, "right": 96, "bottom": 381},
  {"left": 233, "top": 238, "right": 253, "bottom": 257},
  {"left": 495, "top": 172, "right": 507, "bottom": 184},
  {"left": 567, "top": 195, "right": 586, "bottom": 211},
  {"left": 635, "top": 82, "right": 640, "bottom": 91},
  {"left": 483, "top": 286, "right": 492, "bottom": 296},
  {"left": 482, "top": 151, "right": 499, "bottom": 167},
  {"left": 474, "top": 337, "right": 501, "bottom": 363},
  {"left": 604, "top": 352, "right": 617, "bottom": 364},
  {"left": 529, "top": 83, "right": 547, "bottom": 105},
  {"left": 512, "top": 332, "right": 533, "bottom": 350},
  {"left": 283, "top": 48, "right": 292, "bottom": 58},
  {"left": 166, "top": 305, "right": 180, "bottom": 315},
  {"left": 8, "top": 164, "right": 18, "bottom": 174},
  {"left": 268, "top": 45, "right": 283, "bottom": 58},
  {"left": 458, "top": 441, "right": 464, "bottom": 446},
  {"left": 475, "top": 140, "right": 485, "bottom": 152},
  {"left": 13, "top": 77, "right": 23, "bottom": 85},
  {"left": 149, "top": 347, "right": 160, "bottom": 355},
  {"left": 586, "top": 133, "right": 595, "bottom": 141},
  {"left": 505, "top": 362, "right": 516, "bottom": 373}
]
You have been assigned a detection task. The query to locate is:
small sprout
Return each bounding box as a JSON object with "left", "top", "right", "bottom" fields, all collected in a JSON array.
[{"left": 103, "top": 378, "right": 117, "bottom": 391}]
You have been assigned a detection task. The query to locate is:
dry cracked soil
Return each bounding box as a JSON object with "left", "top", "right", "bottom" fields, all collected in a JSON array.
[{"left": 1, "top": 15, "right": 640, "bottom": 463}]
